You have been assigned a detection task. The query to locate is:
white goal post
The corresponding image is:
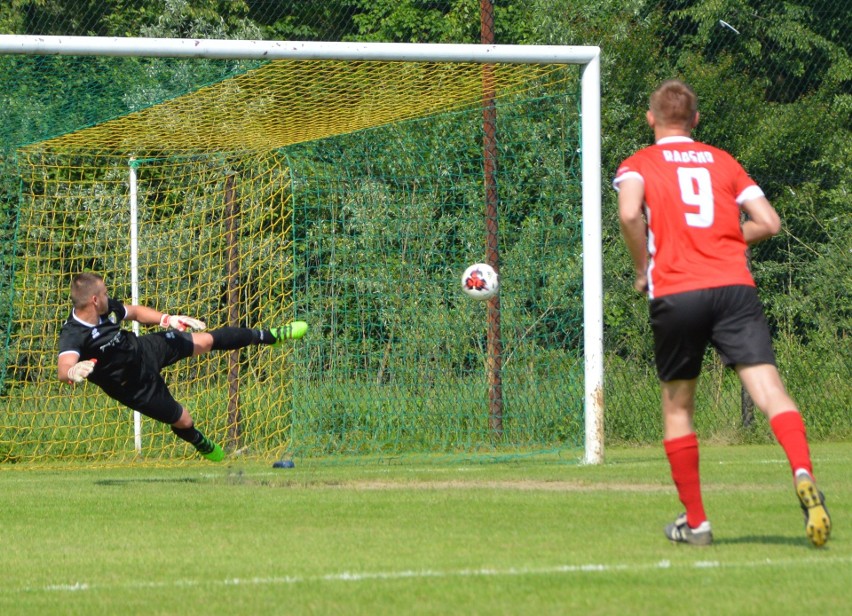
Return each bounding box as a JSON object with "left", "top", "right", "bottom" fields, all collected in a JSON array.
[{"left": 0, "top": 35, "right": 603, "bottom": 464}]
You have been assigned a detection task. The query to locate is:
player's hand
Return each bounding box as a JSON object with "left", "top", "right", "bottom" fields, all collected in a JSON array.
[
  {"left": 67, "top": 359, "right": 96, "bottom": 384},
  {"left": 634, "top": 274, "right": 649, "bottom": 294},
  {"left": 160, "top": 314, "right": 207, "bottom": 331}
]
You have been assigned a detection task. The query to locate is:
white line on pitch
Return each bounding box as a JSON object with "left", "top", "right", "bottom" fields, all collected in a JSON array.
[{"left": 8, "top": 555, "right": 850, "bottom": 595}]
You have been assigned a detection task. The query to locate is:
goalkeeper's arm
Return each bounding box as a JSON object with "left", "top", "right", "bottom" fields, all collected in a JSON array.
[
  {"left": 125, "top": 305, "right": 206, "bottom": 331},
  {"left": 58, "top": 353, "right": 96, "bottom": 384}
]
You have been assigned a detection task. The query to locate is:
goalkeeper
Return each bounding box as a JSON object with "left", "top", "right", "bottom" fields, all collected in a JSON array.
[{"left": 56, "top": 272, "right": 308, "bottom": 462}]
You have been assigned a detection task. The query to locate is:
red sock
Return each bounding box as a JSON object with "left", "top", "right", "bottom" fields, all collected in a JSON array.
[
  {"left": 664, "top": 433, "right": 707, "bottom": 528},
  {"left": 770, "top": 411, "right": 812, "bottom": 477}
]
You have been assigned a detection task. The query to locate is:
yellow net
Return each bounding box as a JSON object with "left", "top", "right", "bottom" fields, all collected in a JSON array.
[
  {"left": 10, "top": 150, "right": 294, "bottom": 464},
  {"left": 31, "top": 60, "right": 569, "bottom": 154}
]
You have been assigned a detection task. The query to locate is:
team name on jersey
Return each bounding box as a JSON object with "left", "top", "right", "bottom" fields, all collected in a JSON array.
[
  {"left": 98, "top": 331, "right": 124, "bottom": 353},
  {"left": 662, "top": 149, "right": 714, "bottom": 164}
]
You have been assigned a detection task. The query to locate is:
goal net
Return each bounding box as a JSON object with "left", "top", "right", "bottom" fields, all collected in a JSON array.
[{"left": 0, "top": 38, "right": 602, "bottom": 465}]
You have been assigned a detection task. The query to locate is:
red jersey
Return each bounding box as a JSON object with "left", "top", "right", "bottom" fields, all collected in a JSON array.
[{"left": 613, "top": 136, "right": 764, "bottom": 299}]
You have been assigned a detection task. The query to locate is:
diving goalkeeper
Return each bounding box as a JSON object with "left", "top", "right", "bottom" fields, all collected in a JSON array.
[{"left": 57, "top": 272, "right": 308, "bottom": 461}]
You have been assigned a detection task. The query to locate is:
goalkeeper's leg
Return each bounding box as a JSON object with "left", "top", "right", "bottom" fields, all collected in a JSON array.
[
  {"left": 171, "top": 407, "right": 224, "bottom": 462},
  {"left": 132, "top": 387, "right": 224, "bottom": 462},
  {"left": 190, "top": 322, "right": 308, "bottom": 355}
]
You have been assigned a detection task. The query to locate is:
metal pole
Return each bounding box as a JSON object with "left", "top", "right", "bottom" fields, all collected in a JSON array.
[
  {"left": 581, "top": 54, "right": 604, "bottom": 464},
  {"left": 0, "top": 35, "right": 600, "bottom": 65},
  {"left": 224, "top": 174, "right": 242, "bottom": 447},
  {"left": 481, "top": 0, "right": 503, "bottom": 440},
  {"left": 129, "top": 158, "right": 142, "bottom": 453}
]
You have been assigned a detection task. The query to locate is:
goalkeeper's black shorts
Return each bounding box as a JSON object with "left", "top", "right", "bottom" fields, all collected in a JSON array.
[
  {"left": 107, "top": 331, "right": 195, "bottom": 424},
  {"left": 650, "top": 285, "right": 776, "bottom": 382}
]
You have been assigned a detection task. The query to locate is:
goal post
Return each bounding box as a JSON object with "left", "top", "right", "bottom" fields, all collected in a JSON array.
[{"left": 0, "top": 35, "right": 603, "bottom": 465}]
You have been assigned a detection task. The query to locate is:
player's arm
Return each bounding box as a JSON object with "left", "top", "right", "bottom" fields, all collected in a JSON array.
[
  {"left": 123, "top": 304, "right": 165, "bottom": 326},
  {"left": 617, "top": 177, "right": 649, "bottom": 293},
  {"left": 57, "top": 351, "right": 97, "bottom": 384},
  {"left": 741, "top": 196, "right": 781, "bottom": 245},
  {"left": 124, "top": 304, "right": 206, "bottom": 331},
  {"left": 57, "top": 352, "right": 79, "bottom": 382}
]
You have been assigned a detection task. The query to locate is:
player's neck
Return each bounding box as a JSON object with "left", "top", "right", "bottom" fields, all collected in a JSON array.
[
  {"left": 73, "top": 305, "right": 100, "bottom": 324},
  {"left": 654, "top": 126, "right": 693, "bottom": 142}
]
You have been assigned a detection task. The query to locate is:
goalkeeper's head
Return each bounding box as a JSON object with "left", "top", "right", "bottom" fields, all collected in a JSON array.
[{"left": 71, "top": 272, "right": 109, "bottom": 315}]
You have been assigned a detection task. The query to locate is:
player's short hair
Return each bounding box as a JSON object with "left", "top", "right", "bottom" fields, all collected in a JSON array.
[
  {"left": 70, "top": 272, "right": 105, "bottom": 308},
  {"left": 649, "top": 80, "right": 698, "bottom": 130}
]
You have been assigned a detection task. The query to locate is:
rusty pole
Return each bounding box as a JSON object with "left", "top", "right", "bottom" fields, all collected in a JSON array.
[
  {"left": 224, "top": 173, "right": 242, "bottom": 446},
  {"left": 481, "top": 0, "right": 503, "bottom": 439}
]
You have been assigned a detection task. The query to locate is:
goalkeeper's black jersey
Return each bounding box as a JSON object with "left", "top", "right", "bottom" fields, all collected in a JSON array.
[{"left": 58, "top": 297, "right": 144, "bottom": 401}]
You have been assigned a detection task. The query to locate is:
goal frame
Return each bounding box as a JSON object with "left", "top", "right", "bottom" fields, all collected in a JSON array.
[{"left": 0, "top": 35, "right": 603, "bottom": 464}]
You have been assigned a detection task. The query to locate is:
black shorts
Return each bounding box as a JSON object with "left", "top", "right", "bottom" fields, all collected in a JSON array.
[
  {"left": 112, "top": 331, "right": 195, "bottom": 424},
  {"left": 649, "top": 285, "right": 776, "bottom": 382}
]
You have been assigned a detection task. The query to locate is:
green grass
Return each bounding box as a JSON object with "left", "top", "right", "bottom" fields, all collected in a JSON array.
[{"left": 1, "top": 442, "right": 849, "bottom": 615}]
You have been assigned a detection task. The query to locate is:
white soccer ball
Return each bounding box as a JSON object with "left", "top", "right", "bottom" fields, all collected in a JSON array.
[{"left": 461, "top": 263, "right": 499, "bottom": 300}]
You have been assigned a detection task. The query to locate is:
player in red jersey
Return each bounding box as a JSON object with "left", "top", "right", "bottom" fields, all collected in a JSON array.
[{"left": 613, "top": 80, "right": 830, "bottom": 547}]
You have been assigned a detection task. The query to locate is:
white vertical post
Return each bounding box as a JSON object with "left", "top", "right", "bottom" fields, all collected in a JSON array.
[
  {"left": 129, "top": 159, "right": 142, "bottom": 453},
  {"left": 581, "top": 51, "right": 604, "bottom": 464}
]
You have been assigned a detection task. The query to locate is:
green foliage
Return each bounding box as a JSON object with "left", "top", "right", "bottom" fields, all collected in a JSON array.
[
  {"left": 139, "top": 0, "right": 260, "bottom": 39},
  {"left": 246, "top": 0, "right": 357, "bottom": 41},
  {"left": 0, "top": 0, "right": 848, "bottom": 449},
  {"left": 346, "top": 0, "right": 528, "bottom": 44},
  {"left": 291, "top": 374, "right": 584, "bottom": 456},
  {"left": 0, "top": 0, "right": 261, "bottom": 38}
]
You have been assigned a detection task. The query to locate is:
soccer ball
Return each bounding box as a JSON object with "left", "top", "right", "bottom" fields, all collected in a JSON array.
[{"left": 461, "top": 263, "right": 499, "bottom": 300}]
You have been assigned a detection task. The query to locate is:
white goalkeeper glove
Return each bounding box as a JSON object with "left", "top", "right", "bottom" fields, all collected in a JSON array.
[
  {"left": 67, "top": 359, "right": 96, "bottom": 384},
  {"left": 159, "top": 314, "right": 207, "bottom": 331}
]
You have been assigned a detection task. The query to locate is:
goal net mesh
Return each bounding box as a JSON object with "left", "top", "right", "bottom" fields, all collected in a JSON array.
[{"left": 1, "top": 56, "right": 584, "bottom": 465}]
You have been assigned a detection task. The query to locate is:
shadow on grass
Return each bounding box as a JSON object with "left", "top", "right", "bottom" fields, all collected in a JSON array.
[
  {"left": 714, "top": 535, "right": 808, "bottom": 547},
  {"left": 94, "top": 477, "right": 201, "bottom": 486}
]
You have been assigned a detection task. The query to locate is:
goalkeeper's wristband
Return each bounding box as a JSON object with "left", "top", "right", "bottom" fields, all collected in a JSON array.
[{"left": 160, "top": 313, "right": 171, "bottom": 328}]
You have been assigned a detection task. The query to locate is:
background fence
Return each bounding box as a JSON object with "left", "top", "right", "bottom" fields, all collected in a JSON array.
[{"left": 0, "top": 1, "right": 848, "bottom": 459}]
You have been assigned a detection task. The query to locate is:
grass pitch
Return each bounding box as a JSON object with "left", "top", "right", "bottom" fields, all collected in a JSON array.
[{"left": 1, "top": 442, "right": 849, "bottom": 615}]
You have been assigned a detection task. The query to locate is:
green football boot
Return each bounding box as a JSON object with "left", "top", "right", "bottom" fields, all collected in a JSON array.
[
  {"left": 270, "top": 321, "right": 309, "bottom": 344},
  {"left": 195, "top": 437, "right": 225, "bottom": 462},
  {"left": 202, "top": 442, "right": 225, "bottom": 462}
]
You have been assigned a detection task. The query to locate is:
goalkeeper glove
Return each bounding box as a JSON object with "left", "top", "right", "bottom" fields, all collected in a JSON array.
[
  {"left": 67, "top": 359, "right": 96, "bottom": 384},
  {"left": 159, "top": 314, "right": 207, "bottom": 331}
]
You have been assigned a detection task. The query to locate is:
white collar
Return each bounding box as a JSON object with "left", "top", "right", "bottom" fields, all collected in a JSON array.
[
  {"left": 71, "top": 308, "right": 99, "bottom": 327},
  {"left": 656, "top": 136, "right": 694, "bottom": 145}
]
